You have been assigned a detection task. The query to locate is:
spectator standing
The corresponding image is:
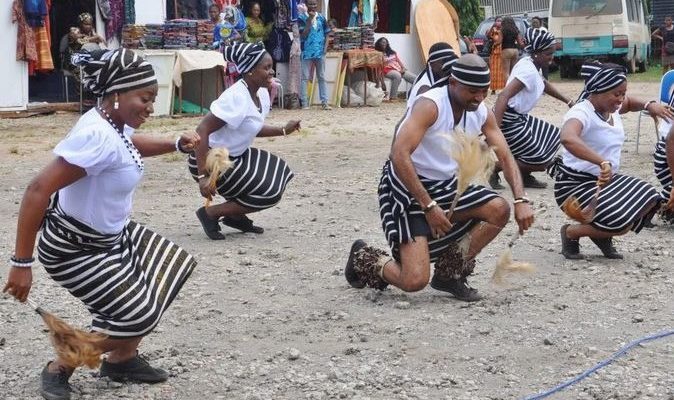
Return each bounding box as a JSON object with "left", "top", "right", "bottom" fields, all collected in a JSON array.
[{"left": 299, "top": 0, "right": 332, "bottom": 110}]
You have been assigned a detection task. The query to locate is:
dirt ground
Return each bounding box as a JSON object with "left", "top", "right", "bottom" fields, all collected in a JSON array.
[{"left": 1, "top": 81, "right": 674, "bottom": 400}]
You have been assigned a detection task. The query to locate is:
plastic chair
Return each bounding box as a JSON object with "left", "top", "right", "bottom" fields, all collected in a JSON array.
[
  {"left": 636, "top": 70, "right": 674, "bottom": 153},
  {"left": 270, "top": 77, "right": 284, "bottom": 109}
]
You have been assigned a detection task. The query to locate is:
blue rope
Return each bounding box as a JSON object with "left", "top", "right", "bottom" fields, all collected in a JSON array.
[{"left": 523, "top": 328, "right": 674, "bottom": 400}]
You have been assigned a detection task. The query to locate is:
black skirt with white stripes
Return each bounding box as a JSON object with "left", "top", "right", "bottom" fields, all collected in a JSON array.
[
  {"left": 188, "top": 147, "right": 294, "bottom": 210},
  {"left": 547, "top": 159, "right": 661, "bottom": 233},
  {"left": 37, "top": 206, "right": 196, "bottom": 338},
  {"left": 378, "top": 160, "right": 499, "bottom": 263},
  {"left": 654, "top": 139, "right": 672, "bottom": 201},
  {"left": 501, "top": 107, "right": 561, "bottom": 166}
]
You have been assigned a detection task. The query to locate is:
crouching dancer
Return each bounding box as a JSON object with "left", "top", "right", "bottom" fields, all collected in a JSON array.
[
  {"left": 345, "top": 55, "right": 534, "bottom": 302},
  {"left": 3, "top": 49, "right": 198, "bottom": 400}
]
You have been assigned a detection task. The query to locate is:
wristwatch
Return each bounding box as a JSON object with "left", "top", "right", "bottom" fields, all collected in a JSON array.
[{"left": 422, "top": 200, "right": 438, "bottom": 212}]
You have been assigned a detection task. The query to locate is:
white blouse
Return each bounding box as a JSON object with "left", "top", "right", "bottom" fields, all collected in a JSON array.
[
  {"left": 506, "top": 57, "right": 545, "bottom": 115},
  {"left": 54, "top": 108, "right": 143, "bottom": 234},
  {"left": 561, "top": 100, "right": 625, "bottom": 176},
  {"left": 208, "top": 80, "right": 271, "bottom": 156},
  {"left": 396, "top": 87, "right": 489, "bottom": 180}
]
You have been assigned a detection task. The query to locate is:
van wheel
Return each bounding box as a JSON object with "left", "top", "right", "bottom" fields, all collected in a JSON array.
[
  {"left": 638, "top": 57, "right": 647, "bottom": 73},
  {"left": 627, "top": 48, "right": 637, "bottom": 73}
]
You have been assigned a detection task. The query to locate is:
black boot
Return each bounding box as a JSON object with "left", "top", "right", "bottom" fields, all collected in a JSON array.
[
  {"left": 489, "top": 171, "right": 505, "bottom": 190},
  {"left": 522, "top": 172, "right": 548, "bottom": 189},
  {"left": 196, "top": 207, "right": 225, "bottom": 240},
  {"left": 100, "top": 354, "right": 168, "bottom": 383},
  {"left": 40, "top": 362, "right": 72, "bottom": 400},
  {"left": 560, "top": 224, "right": 584, "bottom": 260},
  {"left": 590, "top": 237, "right": 623, "bottom": 259},
  {"left": 345, "top": 239, "right": 368, "bottom": 288}
]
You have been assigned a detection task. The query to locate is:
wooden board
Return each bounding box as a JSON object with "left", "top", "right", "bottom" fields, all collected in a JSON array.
[
  {"left": 311, "top": 51, "right": 344, "bottom": 106},
  {"left": 415, "top": 0, "right": 461, "bottom": 63}
]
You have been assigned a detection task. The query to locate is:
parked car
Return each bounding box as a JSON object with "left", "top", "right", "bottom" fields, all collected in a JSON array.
[{"left": 472, "top": 16, "right": 530, "bottom": 57}]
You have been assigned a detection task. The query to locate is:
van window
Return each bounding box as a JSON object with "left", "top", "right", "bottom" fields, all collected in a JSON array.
[
  {"left": 551, "top": 0, "right": 623, "bottom": 17},
  {"left": 626, "top": 0, "right": 635, "bottom": 21}
]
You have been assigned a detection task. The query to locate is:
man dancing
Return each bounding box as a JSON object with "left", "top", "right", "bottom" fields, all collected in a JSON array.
[{"left": 345, "top": 54, "right": 534, "bottom": 302}]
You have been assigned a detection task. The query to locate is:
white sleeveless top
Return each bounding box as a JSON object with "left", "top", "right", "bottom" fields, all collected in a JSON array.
[
  {"left": 396, "top": 87, "right": 489, "bottom": 180},
  {"left": 561, "top": 100, "right": 624, "bottom": 176},
  {"left": 406, "top": 73, "right": 431, "bottom": 108},
  {"left": 208, "top": 80, "right": 271, "bottom": 157},
  {"left": 506, "top": 57, "right": 545, "bottom": 114},
  {"left": 53, "top": 108, "right": 143, "bottom": 234}
]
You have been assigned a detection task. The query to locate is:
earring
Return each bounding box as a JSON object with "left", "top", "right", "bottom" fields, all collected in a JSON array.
[{"left": 114, "top": 94, "right": 119, "bottom": 110}]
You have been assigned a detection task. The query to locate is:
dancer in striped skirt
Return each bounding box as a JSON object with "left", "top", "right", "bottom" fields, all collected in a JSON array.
[
  {"left": 2, "top": 49, "right": 199, "bottom": 400},
  {"left": 190, "top": 42, "right": 301, "bottom": 240},
  {"left": 345, "top": 54, "right": 534, "bottom": 302},
  {"left": 548, "top": 61, "right": 674, "bottom": 259},
  {"left": 653, "top": 93, "right": 674, "bottom": 223},
  {"left": 493, "top": 29, "right": 575, "bottom": 190}
]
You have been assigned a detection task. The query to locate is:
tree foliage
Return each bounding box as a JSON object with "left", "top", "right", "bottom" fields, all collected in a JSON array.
[{"left": 449, "top": 0, "right": 484, "bottom": 37}]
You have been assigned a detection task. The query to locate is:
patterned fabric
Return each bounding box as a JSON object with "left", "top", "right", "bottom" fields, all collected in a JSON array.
[
  {"left": 12, "top": 0, "right": 38, "bottom": 63},
  {"left": 501, "top": 107, "right": 561, "bottom": 166},
  {"left": 654, "top": 139, "right": 672, "bottom": 202},
  {"left": 488, "top": 28, "right": 504, "bottom": 90},
  {"left": 106, "top": 0, "right": 124, "bottom": 40},
  {"left": 451, "top": 58, "right": 491, "bottom": 88},
  {"left": 245, "top": 17, "right": 273, "bottom": 43},
  {"left": 577, "top": 61, "right": 627, "bottom": 101},
  {"left": 524, "top": 28, "right": 555, "bottom": 53},
  {"left": 223, "top": 41, "right": 267, "bottom": 73},
  {"left": 31, "top": 25, "right": 54, "bottom": 72},
  {"left": 548, "top": 160, "right": 661, "bottom": 233},
  {"left": 188, "top": 148, "right": 294, "bottom": 210},
  {"left": 298, "top": 12, "right": 330, "bottom": 60},
  {"left": 124, "top": 0, "right": 135, "bottom": 24},
  {"left": 378, "top": 160, "right": 498, "bottom": 262},
  {"left": 37, "top": 206, "right": 196, "bottom": 338},
  {"left": 24, "top": 0, "right": 47, "bottom": 27},
  {"left": 74, "top": 49, "right": 157, "bottom": 97}
]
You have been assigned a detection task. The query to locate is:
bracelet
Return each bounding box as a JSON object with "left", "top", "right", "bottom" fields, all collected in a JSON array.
[
  {"left": 600, "top": 160, "right": 612, "bottom": 167},
  {"left": 175, "top": 137, "right": 190, "bottom": 154},
  {"left": 513, "top": 197, "right": 531, "bottom": 204},
  {"left": 422, "top": 200, "right": 438, "bottom": 212},
  {"left": 643, "top": 100, "right": 657, "bottom": 111},
  {"left": 10, "top": 255, "right": 34, "bottom": 268},
  {"left": 282, "top": 127, "right": 287, "bottom": 136},
  {"left": 567, "top": 100, "right": 574, "bottom": 107},
  {"left": 197, "top": 174, "right": 208, "bottom": 180}
]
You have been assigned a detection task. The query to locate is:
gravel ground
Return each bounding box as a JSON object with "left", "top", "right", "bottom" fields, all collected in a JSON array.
[{"left": 0, "top": 81, "right": 673, "bottom": 400}]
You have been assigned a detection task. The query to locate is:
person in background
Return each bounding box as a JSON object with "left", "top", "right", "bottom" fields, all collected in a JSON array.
[
  {"left": 487, "top": 17, "right": 505, "bottom": 95},
  {"left": 652, "top": 16, "right": 674, "bottom": 73},
  {"left": 209, "top": 3, "right": 221, "bottom": 24},
  {"left": 327, "top": 18, "right": 338, "bottom": 51},
  {"left": 245, "top": 2, "right": 273, "bottom": 43},
  {"left": 375, "top": 37, "right": 416, "bottom": 102},
  {"left": 299, "top": 0, "right": 332, "bottom": 110},
  {"left": 500, "top": 16, "right": 523, "bottom": 82},
  {"left": 531, "top": 16, "right": 547, "bottom": 31},
  {"left": 459, "top": 36, "right": 478, "bottom": 55}
]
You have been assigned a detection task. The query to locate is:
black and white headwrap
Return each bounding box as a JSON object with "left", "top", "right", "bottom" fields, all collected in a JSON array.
[
  {"left": 223, "top": 42, "right": 267, "bottom": 74},
  {"left": 415, "top": 43, "right": 458, "bottom": 88},
  {"left": 524, "top": 28, "right": 555, "bottom": 53},
  {"left": 450, "top": 57, "right": 491, "bottom": 88},
  {"left": 72, "top": 48, "right": 156, "bottom": 98},
  {"left": 576, "top": 61, "right": 627, "bottom": 101}
]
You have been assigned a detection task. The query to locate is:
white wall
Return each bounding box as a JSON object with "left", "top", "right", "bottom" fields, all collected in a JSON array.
[
  {"left": 0, "top": 2, "right": 29, "bottom": 111},
  {"left": 135, "top": 0, "right": 167, "bottom": 24}
]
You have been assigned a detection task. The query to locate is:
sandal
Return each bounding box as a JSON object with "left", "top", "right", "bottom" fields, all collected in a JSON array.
[
  {"left": 590, "top": 237, "right": 623, "bottom": 259},
  {"left": 196, "top": 207, "right": 225, "bottom": 240},
  {"left": 560, "top": 224, "right": 584, "bottom": 260},
  {"left": 221, "top": 216, "right": 264, "bottom": 234}
]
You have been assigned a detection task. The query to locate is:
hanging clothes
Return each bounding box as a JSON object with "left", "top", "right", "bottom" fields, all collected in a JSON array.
[
  {"left": 23, "top": 0, "right": 47, "bottom": 27},
  {"left": 29, "top": 0, "right": 54, "bottom": 74},
  {"left": 360, "top": 0, "right": 375, "bottom": 25},
  {"left": 274, "top": 0, "right": 289, "bottom": 30},
  {"left": 124, "top": 0, "right": 135, "bottom": 24},
  {"left": 348, "top": 1, "right": 359, "bottom": 27},
  {"left": 106, "top": 0, "right": 124, "bottom": 40},
  {"left": 97, "top": 0, "right": 111, "bottom": 20},
  {"left": 12, "top": 0, "right": 38, "bottom": 63}
]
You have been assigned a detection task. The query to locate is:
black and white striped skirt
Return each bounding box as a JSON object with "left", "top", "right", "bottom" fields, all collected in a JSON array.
[
  {"left": 547, "top": 159, "right": 661, "bottom": 233},
  {"left": 378, "top": 160, "right": 499, "bottom": 262},
  {"left": 37, "top": 207, "right": 196, "bottom": 338},
  {"left": 654, "top": 139, "right": 672, "bottom": 202},
  {"left": 501, "top": 107, "right": 561, "bottom": 166},
  {"left": 188, "top": 147, "right": 294, "bottom": 210}
]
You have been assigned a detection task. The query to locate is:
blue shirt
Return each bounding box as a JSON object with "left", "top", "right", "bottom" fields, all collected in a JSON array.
[{"left": 299, "top": 13, "right": 330, "bottom": 60}]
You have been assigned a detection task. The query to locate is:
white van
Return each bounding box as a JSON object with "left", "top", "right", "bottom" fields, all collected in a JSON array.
[{"left": 548, "top": 0, "right": 651, "bottom": 78}]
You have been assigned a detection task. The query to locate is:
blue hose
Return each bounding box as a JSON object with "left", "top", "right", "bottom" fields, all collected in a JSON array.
[{"left": 523, "top": 328, "right": 674, "bottom": 400}]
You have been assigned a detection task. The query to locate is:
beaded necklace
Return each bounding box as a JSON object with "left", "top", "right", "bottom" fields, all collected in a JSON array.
[{"left": 97, "top": 107, "right": 145, "bottom": 172}]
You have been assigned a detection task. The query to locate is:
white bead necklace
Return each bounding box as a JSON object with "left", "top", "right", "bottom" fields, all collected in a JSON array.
[{"left": 97, "top": 107, "right": 145, "bottom": 172}]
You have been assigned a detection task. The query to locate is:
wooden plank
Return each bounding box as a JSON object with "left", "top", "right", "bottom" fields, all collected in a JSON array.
[
  {"left": 311, "top": 51, "right": 344, "bottom": 106},
  {"left": 415, "top": 0, "right": 461, "bottom": 63}
]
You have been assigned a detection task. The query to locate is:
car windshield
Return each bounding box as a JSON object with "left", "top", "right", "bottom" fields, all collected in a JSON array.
[
  {"left": 475, "top": 19, "right": 529, "bottom": 37},
  {"left": 551, "top": 0, "right": 622, "bottom": 17}
]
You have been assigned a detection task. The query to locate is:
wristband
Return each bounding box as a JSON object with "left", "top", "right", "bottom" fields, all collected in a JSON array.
[
  {"left": 197, "top": 174, "right": 208, "bottom": 180},
  {"left": 10, "top": 255, "right": 34, "bottom": 268},
  {"left": 175, "top": 137, "right": 190, "bottom": 154},
  {"left": 567, "top": 100, "right": 574, "bottom": 107},
  {"left": 600, "top": 160, "right": 612, "bottom": 168},
  {"left": 513, "top": 197, "right": 531, "bottom": 205},
  {"left": 422, "top": 200, "right": 438, "bottom": 212},
  {"left": 643, "top": 100, "right": 657, "bottom": 111},
  {"left": 282, "top": 127, "right": 287, "bottom": 136}
]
